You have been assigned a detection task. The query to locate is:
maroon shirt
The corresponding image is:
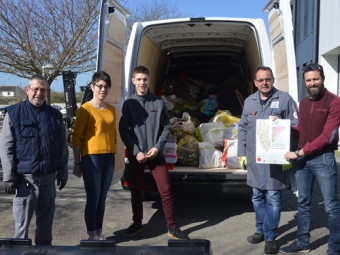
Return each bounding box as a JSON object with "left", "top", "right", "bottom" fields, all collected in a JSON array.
[{"left": 294, "top": 89, "right": 340, "bottom": 155}]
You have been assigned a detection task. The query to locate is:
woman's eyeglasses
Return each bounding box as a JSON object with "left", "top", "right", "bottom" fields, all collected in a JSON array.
[{"left": 94, "top": 84, "right": 110, "bottom": 90}]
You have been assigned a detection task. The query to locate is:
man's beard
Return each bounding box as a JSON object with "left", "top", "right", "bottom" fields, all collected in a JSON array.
[{"left": 307, "top": 83, "right": 324, "bottom": 99}]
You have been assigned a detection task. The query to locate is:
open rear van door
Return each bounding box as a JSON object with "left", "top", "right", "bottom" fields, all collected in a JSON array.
[
  {"left": 97, "top": 0, "right": 130, "bottom": 184},
  {"left": 264, "top": 0, "right": 298, "bottom": 103}
]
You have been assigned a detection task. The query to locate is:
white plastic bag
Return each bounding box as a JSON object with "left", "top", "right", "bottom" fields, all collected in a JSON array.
[
  {"left": 181, "top": 112, "right": 195, "bottom": 135},
  {"left": 198, "top": 142, "right": 223, "bottom": 168},
  {"left": 169, "top": 112, "right": 195, "bottom": 135},
  {"left": 221, "top": 139, "right": 240, "bottom": 169},
  {"left": 198, "top": 122, "right": 225, "bottom": 148},
  {"left": 161, "top": 95, "right": 174, "bottom": 110},
  {"left": 223, "top": 125, "right": 239, "bottom": 140}
]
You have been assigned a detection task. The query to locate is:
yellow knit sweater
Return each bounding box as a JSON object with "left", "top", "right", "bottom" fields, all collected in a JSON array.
[{"left": 72, "top": 102, "right": 116, "bottom": 156}]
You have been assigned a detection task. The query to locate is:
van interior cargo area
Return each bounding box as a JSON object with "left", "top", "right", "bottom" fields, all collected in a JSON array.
[
  {"left": 134, "top": 19, "right": 262, "bottom": 171},
  {"left": 138, "top": 19, "right": 261, "bottom": 117}
]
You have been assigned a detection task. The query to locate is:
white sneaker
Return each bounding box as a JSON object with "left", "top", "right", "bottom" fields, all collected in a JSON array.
[
  {"left": 88, "top": 234, "right": 99, "bottom": 240},
  {"left": 97, "top": 233, "right": 106, "bottom": 240}
]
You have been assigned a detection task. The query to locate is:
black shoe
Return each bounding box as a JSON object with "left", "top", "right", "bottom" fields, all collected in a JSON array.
[
  {"left": 247, "top": 232, "right": 264, "bottom": 244},
  {"left": 124, "top": 222, "right": 143, "bottom": 238},
  {"left": 265, "top": 241, "right": 279, "bottom": 254},
  {"left": 168, "top": 227, "right": 188, "bottom": 240}
]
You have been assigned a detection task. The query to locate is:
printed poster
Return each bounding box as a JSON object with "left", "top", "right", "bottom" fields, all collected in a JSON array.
[{"left": 256, "top": 119, "right": 290, "bottom": 164}]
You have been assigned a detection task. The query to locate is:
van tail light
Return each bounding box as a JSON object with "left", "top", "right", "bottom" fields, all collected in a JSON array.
[{"left": 123, "top": 148, "right": 130, "bottom": 188}]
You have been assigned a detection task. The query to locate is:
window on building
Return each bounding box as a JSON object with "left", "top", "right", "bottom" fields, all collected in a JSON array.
[
  {"left": 295, "top": 0, "right": 301, "bottom": 43},
  {"left": 303, "top": 0, "right": 309, "bottom": 38},
  {"left": 311, "top": 0, "right": 314, "bottom": 32}
]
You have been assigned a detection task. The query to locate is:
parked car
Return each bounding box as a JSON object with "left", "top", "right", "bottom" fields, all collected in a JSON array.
[
  {"left": 0, "top": 107, "right": 7, "bottom": 119},
  {"left": 60, "top": 108, "right": 67, "bottom": 115},
  {"left": 51, "top": 105, "right": 62, "bottom": 111}
]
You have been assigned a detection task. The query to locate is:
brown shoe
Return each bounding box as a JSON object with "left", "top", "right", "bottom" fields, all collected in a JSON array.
[
  {"left": 168, "top": 227, "right": 188, "bottom": 240},
  {"left": 124, "top": 222, "right": 143, "bottom": 238}
]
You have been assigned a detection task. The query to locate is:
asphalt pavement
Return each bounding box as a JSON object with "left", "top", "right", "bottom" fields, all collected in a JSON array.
[{"left": 0, "top": 145, "right": 340, "bottom": 254}]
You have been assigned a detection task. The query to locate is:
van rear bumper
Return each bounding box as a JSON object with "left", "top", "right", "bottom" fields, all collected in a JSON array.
[
  {"left": 121, "top": 164, "right": 251, "bottom": 195},
  {"left": 142, "top": 177, "right": 252, "bottom": 194}
]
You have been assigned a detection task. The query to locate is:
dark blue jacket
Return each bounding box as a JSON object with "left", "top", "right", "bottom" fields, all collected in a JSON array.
[{"left": 6, "top": 100, "right": 66, "bottom": 175}]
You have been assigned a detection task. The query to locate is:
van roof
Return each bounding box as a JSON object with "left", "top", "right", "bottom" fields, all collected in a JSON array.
[{"left": 138, "top": 18, "right": 264, "bottom": 59}]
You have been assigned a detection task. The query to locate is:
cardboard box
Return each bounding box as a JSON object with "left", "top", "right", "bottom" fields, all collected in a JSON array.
[
  {"left": 165, "top": 155, "right": 177, "bottom": 163},
  {"left": 164, "top": 142, "right": 177, "bottom": 156}
]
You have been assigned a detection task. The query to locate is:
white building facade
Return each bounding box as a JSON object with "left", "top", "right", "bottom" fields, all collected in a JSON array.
[{"left": 318, "top": 0, "right": 340, "bottom": 96}]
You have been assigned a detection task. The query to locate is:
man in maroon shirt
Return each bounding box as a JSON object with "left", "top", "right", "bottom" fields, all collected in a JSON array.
[{"left": 280, "top": 63, "right": 340, "bottom": 255}]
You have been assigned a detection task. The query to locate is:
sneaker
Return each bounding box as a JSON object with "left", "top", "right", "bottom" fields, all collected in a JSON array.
[
  {"left": 265, "top": 241, "right": 279, "bottom": 254},
  {"left": 168, "top": 227, "right": 188, "bottom": 240},
  {"left": 279, "top": 240, "right": 310, "bottom": 254},
  {"left": 124, "top": 222, "right": 143, "bottom": 238},
  {"left": 88, "top": 234, "right": 99, "bottom": 240},
  {"left": 247, "top": 232, "right": 264, "bottom": 244},
  {"left": 97, "top": 233, "right": 106, "bottom": 240}
]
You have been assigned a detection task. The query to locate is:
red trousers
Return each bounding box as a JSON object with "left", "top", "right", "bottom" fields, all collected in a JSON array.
[{"left": 128, "top": 156, "right": 177, "bottom": 229}]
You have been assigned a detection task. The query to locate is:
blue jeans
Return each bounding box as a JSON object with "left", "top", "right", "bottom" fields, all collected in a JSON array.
[
  {"left": 252, "top": 188, "right": 281, "bottom": 241},
  {"left": 81, "top": 153, "right": 115, "bottom": 236},
  {"left": 296, "top": 151, "right": 340, "bottom": 254}
]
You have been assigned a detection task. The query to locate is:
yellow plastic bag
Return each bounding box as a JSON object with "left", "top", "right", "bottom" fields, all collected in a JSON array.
[{"left": 211, "top": 110, "right": 240, "bottom": 127}]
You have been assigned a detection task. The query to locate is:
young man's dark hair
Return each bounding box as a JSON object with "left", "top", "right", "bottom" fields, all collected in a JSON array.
[{"left": 133, "top": 65, "right": 149, "bottom": 76}]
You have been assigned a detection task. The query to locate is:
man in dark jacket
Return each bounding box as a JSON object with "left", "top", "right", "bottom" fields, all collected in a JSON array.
[
  {"left": 119, "top": 65, "right": 188, "bottom": 240},
  {"left": 280, "top": 63, "right": 340, "bottom": 255},
  {"left": 0, "top": 74, "right": 68, "bottom": 246}
]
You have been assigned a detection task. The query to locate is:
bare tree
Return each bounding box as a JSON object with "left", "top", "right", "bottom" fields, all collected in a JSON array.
[
  {"left": 0, "top": 0, "right": 188, "bottom": 102},
  {"left": 0, "top": 0, "right": 100, "bottom": 102}
]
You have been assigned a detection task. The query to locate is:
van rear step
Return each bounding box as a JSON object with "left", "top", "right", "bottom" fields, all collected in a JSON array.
[{"left": 0, "top": 238, "right": 211, "bottom": 255}]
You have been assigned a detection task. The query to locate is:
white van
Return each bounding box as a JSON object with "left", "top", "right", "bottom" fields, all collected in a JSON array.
[{"left": 99, "top": 0, "right": 297, "bottom": 195}]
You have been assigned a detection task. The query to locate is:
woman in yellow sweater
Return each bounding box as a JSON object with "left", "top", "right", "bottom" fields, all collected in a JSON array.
[{"left": 72, "top": 71, "right": 116, "bottom": 240}]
